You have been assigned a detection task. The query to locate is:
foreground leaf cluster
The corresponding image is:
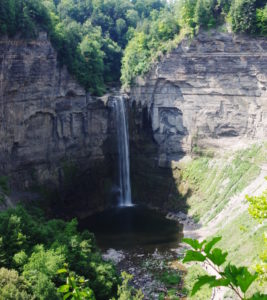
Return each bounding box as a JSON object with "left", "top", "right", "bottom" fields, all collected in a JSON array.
[{"left": 182, "top": 237, "right": 266, "bottom": 299}]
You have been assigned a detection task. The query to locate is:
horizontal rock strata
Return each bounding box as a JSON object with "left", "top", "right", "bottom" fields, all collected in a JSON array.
[
  {"left": 0, "top": 33, "right": 110, "bottom": 188},
  {"left": 130, "top": 31, "right": 267, "bottom": 164}
]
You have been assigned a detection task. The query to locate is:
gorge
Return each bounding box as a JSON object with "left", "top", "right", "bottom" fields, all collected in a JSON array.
[
  {"left": 0, "top": 28, "right": 267, "bottom": 299},
  {"left": 1, "top": 31, "right": 266, "bottom": 205}
]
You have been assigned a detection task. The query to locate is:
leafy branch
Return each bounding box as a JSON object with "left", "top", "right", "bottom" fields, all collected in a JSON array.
[
  {"left": 182, "top": 237, "right": 266, "bottom": 300},
  {"left": 57, "top": 264, "right": 95, "bottom": 300}
]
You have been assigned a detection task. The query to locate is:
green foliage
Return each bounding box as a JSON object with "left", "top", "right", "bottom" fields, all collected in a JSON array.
[
  {"left": 57, "top": 265, "right": 96, "bottom": 300},
  {"left": 191, "top": 275, "right": 228, "bottom": 296},
  {"left": 183, "top": 250, "right": 206, "bottom": 263},
  {"left": 246, "top": 185, "right": 267, "bottom": 287},
  {"left": 230, "top": 0, "right": 267, "bottom": 34},
  {"left": 0, "top": 267, "right": 33, "bottom": 300},
  {"left": 230, "top": 0, "right": 257, "bottom": 34},
  {"left": 0, "top": 0, "right": 167, "bottom": 94},
  {"left": 256, "top": 4, "right": 267, "bottom": 35},
  {"left": 254, "top": 234, "right": 267, "bottom": 286},
  {"left": 182, "top": 144, "right": 267, "bottom": 224},
  {"left": 57, "top": 270, "right": 144, "bottom": 300},
  {"left": 159, "top": 271, "right": 181, "bottom": 286},
  {"left": 246, "top": 183, "right": 267, "bottom": 223},
  {"left": 182, "top": 238, "right": 206, "bottom": 250},
  {"left": 121, "top": 8, "right": 180, "bottom": 85},
  {"left": 0, "top": 0, "right": 51, "bottom": 37},
  {"left": 182, "top": 265, "right": 212, "bottom": 300},
  {"left": 194, "top": 0, "right": 216, "bottom": 29},
  {"left": 0, "top": 206, "right": 119, "bottom": 300},
  {"left": 176, "top": 0, "right": 197, "bottom": 30},
  {"left": 182, "top": 237, "right": 266, "bottom": 299},
  {"left": 0, "top": 176, "right": 10, "bottom": 195},
  {"left": 1, "top": 0, "right": 267, "bottom": 91},
  {"left": 113, "top": 272, "right": 144, "bottom": 300},
  {"left": 0, "top": 176, "right": 10, "bottom": 204},
  {"left": 223, "top": 264, "right": 257, "bottom": 293},
  {"left": 23, "top": 245, "right": 65, "bottom": 299}
]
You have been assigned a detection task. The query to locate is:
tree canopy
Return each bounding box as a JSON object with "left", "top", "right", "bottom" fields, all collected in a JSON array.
[{"left": 0, "top": 0, "right": 266, "bottom": 93}]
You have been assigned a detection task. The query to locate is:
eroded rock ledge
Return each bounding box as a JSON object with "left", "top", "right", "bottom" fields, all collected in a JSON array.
[{"left": 130, "top": 31, "right": 267, "bottom": 165}]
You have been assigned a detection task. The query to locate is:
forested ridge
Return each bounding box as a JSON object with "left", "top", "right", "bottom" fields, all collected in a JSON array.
[{"left": 1, "top": 0, "right": 266, "bottom": 94}]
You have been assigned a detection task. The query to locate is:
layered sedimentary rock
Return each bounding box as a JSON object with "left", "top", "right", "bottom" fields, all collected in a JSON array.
[
  {"left": 0, "top": 32, "right": 111, "bottom": 190},
  {"left": 1, "top": 30, "right": 267, "bottom": 211},
  {"left": 130, "top": 31, "right": 267, "bottom": 165}
]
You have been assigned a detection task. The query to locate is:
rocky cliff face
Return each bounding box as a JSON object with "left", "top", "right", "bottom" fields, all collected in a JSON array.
[
  {"left": 130, "top": 31, "right": 267, "bottom": 166},
  {"left": 0, "top": 33, "right": 113, "bottom": 195},
  {"left": 1, "top": 31, "right": 267, "bottom": 211}
]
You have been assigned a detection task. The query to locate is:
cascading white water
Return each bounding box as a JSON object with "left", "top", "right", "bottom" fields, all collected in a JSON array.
[{"left": 114, "top": 96, "right": 133, "bottom": 207}]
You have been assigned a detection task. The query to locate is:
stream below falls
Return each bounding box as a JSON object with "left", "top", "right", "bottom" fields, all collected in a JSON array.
[{"left": 79, "top": 206, "right": 185, "bottom": 299}]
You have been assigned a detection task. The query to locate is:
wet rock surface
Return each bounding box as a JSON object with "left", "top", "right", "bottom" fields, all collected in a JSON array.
[{"left": 166, "top": 212, "right": 198, "bottom": 229}]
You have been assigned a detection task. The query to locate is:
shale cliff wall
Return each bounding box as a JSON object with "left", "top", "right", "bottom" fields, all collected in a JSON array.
[
  {"left": 1, "top": 31, "right": 267, "bottom": 211},
  {"left": 130, "top": 31, "right": 267, "bottom": 166},
  {"left": 0, "top": 33, "right": 112, "bottom": 190}
]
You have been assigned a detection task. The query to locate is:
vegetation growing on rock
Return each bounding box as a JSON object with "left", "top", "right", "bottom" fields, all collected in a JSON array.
[
  {"left": 121, "top": 0, "right": 267, "bottom": 85},
  {"left": 1, "top": 0, "right": 266, "bottom": 92}
]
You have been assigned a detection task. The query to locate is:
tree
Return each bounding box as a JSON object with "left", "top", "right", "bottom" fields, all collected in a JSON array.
[
  {"left": 256, "top": 4, "right": 267, "bottom": 35},
  {"left": 126, "top": 9, "right": 139, "bottom": 27},
  {"left": 176, "top": 0, "right": 198, "bottom": 30},
  {"left": 194, "top": 0, "right": 216, "bottom": 28},
  {"left": 0, "top": 0, "right": 16, "bottom": 35},
  {"left": 0, "top": 268, "right": 32, "bottom": 300},
  {"left": 231, "top": 0, "right": 257, "bottom": 34},
  {"left": 116, "top": 18, "right": 127, "bottom": 36}
]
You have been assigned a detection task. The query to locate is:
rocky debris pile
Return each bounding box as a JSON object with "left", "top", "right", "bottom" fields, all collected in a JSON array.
[
  {"left": 103, "top": 248, "right": 186, "bottom": 299},
  {"left": 102, "top": 248, "right": 125, "bottom": 264},
  {"left": 166, "top": 211, "right": 198, "bottom": 228}
]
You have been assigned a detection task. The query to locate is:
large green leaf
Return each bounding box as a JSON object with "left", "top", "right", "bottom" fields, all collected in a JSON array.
[
  {"left": 210, "top": 278, "right": 231, "bottom": 287},
  {"left": 207, "top": 248, "right": 227, "bottom": 266},
  {"left": 57, "top": 268, "right": 68, "bottom": 274},
  {"left": 223, "top": 264, "right": 258, "bottom": 293},
  {"left": 58, "top": 284, "right": 70, "bottom": 293},
  {"left": 191, "top": 275, "right": 216, "bottom": 296},
  {"left": 204, "top": 237, "right": 222, "bottom": 254},
  {"left": 236, "top": 268, "right": 257, "bottom": 293},
  {"left": 183, "top": 250, "right": 206, "bottom": 263},
  {"left": 182, "top": 238, "right": 205, "bottom": 250},
  {"left": 223, "top": 264, "right": 239, "bottom": 285},
  {"left": 63, "top": 292, "right": 72, "bottom": 300}
]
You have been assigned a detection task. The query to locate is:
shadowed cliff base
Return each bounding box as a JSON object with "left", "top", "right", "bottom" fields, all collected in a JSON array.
[{"left": 129, "top": 100, "right": 190, "bottom": 213}]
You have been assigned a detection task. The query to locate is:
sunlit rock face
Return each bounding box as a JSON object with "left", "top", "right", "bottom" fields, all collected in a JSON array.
[
  {"left": 130, "top": 31, "right": 267, "bottom": 164},
  {"left": 0, "top": 33, "right": 110, "bottom": 188}
]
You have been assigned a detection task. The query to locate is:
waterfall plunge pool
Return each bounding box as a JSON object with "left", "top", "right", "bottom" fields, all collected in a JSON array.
[{"left": 79, "top": 205, "right": 183, "bottom": 253}]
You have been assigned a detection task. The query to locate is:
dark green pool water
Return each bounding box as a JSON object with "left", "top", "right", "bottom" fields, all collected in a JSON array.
[{"left": 79, "top": 206, "right": 183, "bottom": 252}]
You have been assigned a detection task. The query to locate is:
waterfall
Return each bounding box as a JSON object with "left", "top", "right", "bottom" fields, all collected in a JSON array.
[{"left": 114, "top": 96, "right": 133, "bottom": 207}]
